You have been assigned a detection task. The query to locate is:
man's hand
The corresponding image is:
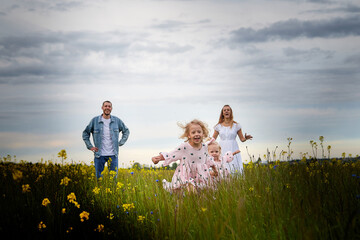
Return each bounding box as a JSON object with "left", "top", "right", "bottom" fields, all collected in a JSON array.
[{"left": 90, "top": 147, "right": 98, "bottom": 152}]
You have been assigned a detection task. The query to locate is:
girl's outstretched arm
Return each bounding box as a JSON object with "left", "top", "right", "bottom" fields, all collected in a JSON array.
[{"left": 152, "top": 154, "right": 165, "bottom": 164}]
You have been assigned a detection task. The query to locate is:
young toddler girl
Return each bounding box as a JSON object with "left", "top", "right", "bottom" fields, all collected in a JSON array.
[
  {"left": 207, "top": 138, "right": 240, "bottom": 179},
  {"left": 152, "top": 119, "right": 218, "bottom": 192}
]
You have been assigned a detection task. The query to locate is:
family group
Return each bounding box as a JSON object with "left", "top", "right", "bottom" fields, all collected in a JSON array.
[{"left": 82, "top": 101, "right": 253, "bottom": 192}]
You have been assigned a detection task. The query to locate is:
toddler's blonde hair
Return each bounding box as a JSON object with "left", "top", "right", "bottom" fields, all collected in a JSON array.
[
  {"left": 178, "top": 119, "right": 210, "bottom": 142},
  {"left": 208, "top": 141, "right": 222, "bottom": 154}
]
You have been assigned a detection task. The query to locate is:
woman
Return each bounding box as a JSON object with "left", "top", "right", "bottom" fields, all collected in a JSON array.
[{"left": 212, "top": 105, "right": 253, "bottom": 174}]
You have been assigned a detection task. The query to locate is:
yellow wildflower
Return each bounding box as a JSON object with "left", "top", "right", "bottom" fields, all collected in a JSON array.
[
  {"left": 60, "top": 177, "right": 71, "bottom": 186},
  {"left": 105, "top": 188, "right": 112, "bottom": 194},
  {"left": 94, "top": 224, "right": 104, "bottom": 232},
  {"left": 201, "top": 208, "right": 207, "bottom": 212},
  {"left": 67, "top": 192, "right": 76, "bottom": 203},
  {"left": 22, "top": 184, "right": 31, "bottom": 193},
  {"left": 137, "top": 215, "right": 145, "bottom": 223},
  {"left": 62, "top": 208, "right": 66, "bottom": 214},
  {"left": 80, "top": 211, "right": 90, "bottom": 222},
  {"left": 249, "top": 187, "right": 254, "bottom": 192},
  {"left": 92, "top": 187, "right": 100, "bottom": 195},
  {"left": 38, "top": 221, "right": 46, "bottom": 231},
  {"left": 12, "top": 170, "right": 23, "bottom": 181},
  {"left": 67, "top": 192, "right": 80, "bottom": 207},
  {"left": 122, "top": 203, "right": 135, "bottom": 212},
  {"left": 107, "top": 213, "right": 114, "bottom": 220},
  {"left": 116, "top": 182, "right": 124, "bottom": 189},
  {"left": 66, "top": 227, "right": 73, "bottom": 233},
  {"left": 35, "top": 175, "right": 43, "bottom": 182},
  {"left": 42, "top": 198, "right": 50, "bottom": 207},
  {"left": 110, "top": 170, "right": 116, "bottom": 177}
]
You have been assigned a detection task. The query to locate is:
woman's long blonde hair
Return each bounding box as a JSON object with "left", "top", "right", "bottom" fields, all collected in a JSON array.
[
  {"left": 178, "top": 119, "right": 210, "bottom": 142},
  {"left": 216, "top": 105, "right": 237, "bottom": 128}
]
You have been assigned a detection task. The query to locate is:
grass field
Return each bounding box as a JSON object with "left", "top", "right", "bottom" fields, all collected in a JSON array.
[{"left": 0, "top": 151, "right": 360, "bottom": 239}]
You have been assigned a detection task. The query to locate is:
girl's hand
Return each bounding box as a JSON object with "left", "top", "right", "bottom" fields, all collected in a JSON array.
[
  {"left": 233, "top": 150, "right": 240, "bottom": 155},
  {"left": 211, "top": 166, "right": 219, "bottom": 177},
  {"left": 152, "top": 154, "right": 164, "bottom": 164},
  {"left": 152, "top": 156, "right": 161, "bottom": 164}
]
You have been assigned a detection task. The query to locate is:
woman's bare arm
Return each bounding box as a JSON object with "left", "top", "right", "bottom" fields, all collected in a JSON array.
[
  {"left": 212, "top": 130, "right": 219, "bottom": 140},
  {"left": 237, "top": 129, "right": 253, "bottom": 142}
]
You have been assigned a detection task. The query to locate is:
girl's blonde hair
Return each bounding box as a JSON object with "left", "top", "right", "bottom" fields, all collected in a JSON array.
[
  {"left": 178, "top": 119, "right": 210, "bottom": 141},
  {"left": 216, "top": 104, "right": 237, "bottom": 128}
]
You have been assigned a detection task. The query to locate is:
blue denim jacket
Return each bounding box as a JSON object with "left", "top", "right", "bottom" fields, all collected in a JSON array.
[{"left": 82, "top": 115, "right": 130, "bottom": 158}]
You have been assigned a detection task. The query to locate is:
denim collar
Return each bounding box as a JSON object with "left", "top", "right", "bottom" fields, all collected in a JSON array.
[{"left": 98, "top": 115, "right": 114, "bottom": 123}]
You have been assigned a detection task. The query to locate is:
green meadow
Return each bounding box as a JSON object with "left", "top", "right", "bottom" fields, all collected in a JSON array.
[{"left": 0, "top": 140, "right": 359, "bottom": 239}]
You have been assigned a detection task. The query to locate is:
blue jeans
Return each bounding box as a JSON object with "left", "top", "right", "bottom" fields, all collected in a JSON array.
[{"left": 94, "top": 155, "right": 118, "bottom": 179}]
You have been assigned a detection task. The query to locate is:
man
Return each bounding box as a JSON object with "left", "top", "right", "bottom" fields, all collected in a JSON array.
[{"left": 82, "top": 101, "right": 129, "bottom": 179}]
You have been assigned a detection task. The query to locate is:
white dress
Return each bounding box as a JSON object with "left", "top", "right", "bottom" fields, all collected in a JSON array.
[{"left": 214, "top": 123, "right": 243, "bottom": 173}]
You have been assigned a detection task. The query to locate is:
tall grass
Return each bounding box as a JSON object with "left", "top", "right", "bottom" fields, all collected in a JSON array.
[{"left": 0, "top": 156, "right": 359, "bottom": 239}]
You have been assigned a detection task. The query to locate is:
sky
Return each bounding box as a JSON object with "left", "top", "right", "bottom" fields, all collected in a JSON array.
[{"left": 0, "top": 0, "right": 359, "bottom": 167}]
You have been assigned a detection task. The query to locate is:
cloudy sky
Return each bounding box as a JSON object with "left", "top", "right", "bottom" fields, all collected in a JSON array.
[{"left": 0, "top": 0, "right": 359, "bottom": 167}]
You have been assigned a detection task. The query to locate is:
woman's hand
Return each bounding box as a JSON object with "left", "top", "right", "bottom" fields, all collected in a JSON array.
[{"left": 244, "top": 133, "right": 253, "bottom": 140}]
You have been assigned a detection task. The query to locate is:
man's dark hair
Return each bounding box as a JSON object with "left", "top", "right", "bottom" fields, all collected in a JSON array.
[{"left": 102, "top": 100, "right": 112, "bottom": 106}]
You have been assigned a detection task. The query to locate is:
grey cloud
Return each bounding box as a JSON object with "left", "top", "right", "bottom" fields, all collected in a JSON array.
[
  {"left": 0, "top": 31, "right": 133, "bottom": 83},
  {"left": 303, "top": 3, "right": 360, "bottom": 14},
  {"left": 10, "top": 4, "right": 20, "bottom": 10},
  {"left": 151, "top": 20, "right": 188, "bottom": 31},
  {"left": 0, "top": 31, "right": 133, "bottom": 57},
  {"left": 12, "top": 0, "right": 84, "bottom": 12},
  {"left": 227, "top": 15, "right": 360, "bottom": 44},
  {"left": 283, "top": 47, "right": 334, "bottom": 59},
  {"left": 306, "top": 0, "right": 331, "bottom": 2},
  {"left": 0, "top": 30, "right": 196, "bottom": 84},
  {"left": 49, "top": 1, "right": 84, "bottom": 11},
  {"left": 197, "top": 19, "right": 211, "bottom": 24},
  {"left": 132, "top": 42, "right": 193, "bottom": 54},
  {"left": 342, "top": 4, "right": 360, "bottom": 13},
  {"left": 0, "top": 34, "right": 64, "bottom": 56},
  {"left": 151, "top": 19, "right": 211, "bottom": 31},
  {"left": 344, "top": 53, "right": 360, "bottom": 64}
]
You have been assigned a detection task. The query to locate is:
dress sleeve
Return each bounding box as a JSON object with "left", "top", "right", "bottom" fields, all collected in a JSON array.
[
  {"left": 235, "top": 123, "right": 242, "bottom": 132},
  {"left": 222, "top": 151, "right": 235, "bottom": 163},
  {"left": 214, "top": 124, "right": 221, "bottom": 132},
  {"left": 160, "top": 144, "right": 184, "bottom": 166}
]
